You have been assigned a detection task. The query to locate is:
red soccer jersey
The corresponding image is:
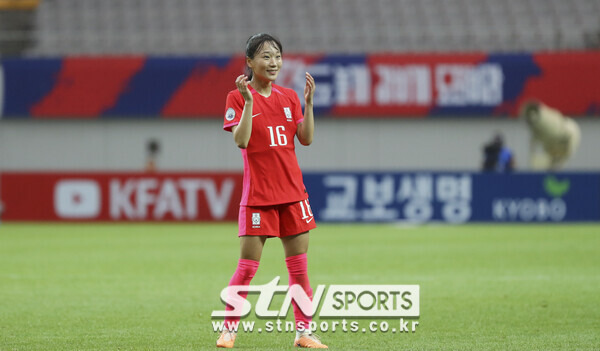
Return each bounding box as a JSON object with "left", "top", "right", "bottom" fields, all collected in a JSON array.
[{"left": 223, "top": 84, "right": 308, "bottom": 206}]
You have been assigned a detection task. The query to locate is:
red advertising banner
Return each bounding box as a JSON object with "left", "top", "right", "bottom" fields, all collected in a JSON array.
[
  {"left": 0, "top": 172, "right": 243, "bottom": 222},
  {"left": 3, "top": 52, "right": 600, "bottom": 118}
]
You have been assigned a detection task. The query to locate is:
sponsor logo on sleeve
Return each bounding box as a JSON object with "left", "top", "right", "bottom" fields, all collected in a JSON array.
[{"left": 226, "top": 108, "right": 235, "bottom": 121}]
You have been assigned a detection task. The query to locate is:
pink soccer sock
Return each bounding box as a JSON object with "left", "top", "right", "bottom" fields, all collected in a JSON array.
[
  {"left": 224, "top": 258, "right": 260, "bottom": 328},
  {"left": 285, "top": 253, "right": 313, "bottom": 330}
]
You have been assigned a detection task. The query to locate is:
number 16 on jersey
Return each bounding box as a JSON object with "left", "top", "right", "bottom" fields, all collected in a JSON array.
[{"left": 267, "top": 126, "right": 288, "bottom": 146}]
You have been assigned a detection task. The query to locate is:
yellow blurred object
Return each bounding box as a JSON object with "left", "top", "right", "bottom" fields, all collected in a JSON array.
[
  {"left": 0, "top": 0, "right": 40, "bottom": 10},
  {"left": 520, "top": 101, "right": 581, "bottom": 171}
]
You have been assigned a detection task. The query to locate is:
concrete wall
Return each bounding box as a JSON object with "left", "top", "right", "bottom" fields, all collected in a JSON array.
[{"left": 1, "top": 118, "right": 599, "bottom": 171}]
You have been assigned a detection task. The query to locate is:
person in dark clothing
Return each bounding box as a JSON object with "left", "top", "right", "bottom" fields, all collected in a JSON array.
[{"left": 482, "top": 133, "right": 515, "bottom": 172}]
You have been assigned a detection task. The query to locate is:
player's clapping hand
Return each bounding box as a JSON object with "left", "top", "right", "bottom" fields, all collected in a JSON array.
[
  {"left": 235, "top": 75, "right": 252, "bottom": 102},
  {"left": 304, "top": 72, "right": 315, "bottom": 106}
]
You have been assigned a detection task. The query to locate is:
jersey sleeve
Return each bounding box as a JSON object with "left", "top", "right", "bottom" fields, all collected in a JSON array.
[
  {"left": 292, "top": 90, "right": 304, "bottom": 125},
  {"left": 223, "top": 91, "right": 243, "bottom": 132}
]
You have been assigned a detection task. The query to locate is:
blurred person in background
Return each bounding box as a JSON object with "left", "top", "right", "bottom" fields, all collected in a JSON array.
[
  {"left": 145, "top": 139, "right": 160, "bottom": 172},
  {"left": 520, "top": 101, "right": 581, "bottom": 170},
  {"left": 218, "top": 33, "right": 326, "bottom": 349},
  {"left": 482, "top": 133, "right": 515, "bottom": 173}
]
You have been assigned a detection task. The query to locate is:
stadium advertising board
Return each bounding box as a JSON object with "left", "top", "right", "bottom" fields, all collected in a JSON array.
[
  {"left": 0, "top": 172, "right": 242, "bottom": 221},
  {"left": 1, "top": 172, "right": 598, "bottom": 222},
  {"left": 1, "top": 52, "right": 599, "bottom": 118},
  {"left": 304, "top": 172, "right": 600, "bottom": 223}
]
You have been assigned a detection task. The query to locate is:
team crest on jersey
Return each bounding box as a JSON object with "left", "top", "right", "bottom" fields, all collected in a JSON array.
[
  {"left": 225, "top": 108, "right": 235, "bottom": 121},
  {"left": 284, "top": 107, "right": 292, "bottom": 122},
  {"left": 251, "top": 212, "right": 261, "bottom": 228}
]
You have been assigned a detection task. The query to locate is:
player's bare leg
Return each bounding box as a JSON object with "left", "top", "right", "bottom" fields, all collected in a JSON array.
[
  {"left": 281, "top": 233, "right": 328, "bottom": 348},
  {"left": 240, "top": 235, "right": 268, "bottom": 261},
  {"left": 217, "top": 236, "right": 267, "bottom": 348},
  {"left": 281, "top": 231, "right": 309, "bottom": 258}
]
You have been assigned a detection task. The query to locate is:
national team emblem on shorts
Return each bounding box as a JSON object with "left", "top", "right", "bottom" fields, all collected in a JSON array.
[
  {"left": 283, "top": 107, "right": 292, "bottom": 122},
  {"left": 251, "top": 212, "right": 261, "bottom": 228},
  {"left": 225, "top": 108, "right": 235, "bottom": 121}
]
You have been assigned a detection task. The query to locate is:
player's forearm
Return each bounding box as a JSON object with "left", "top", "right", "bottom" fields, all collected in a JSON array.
[
  {"left": 298, "top": 103, "right": 314, "bottom": 146},
  {"left": 233, "top": 102, "right": 253, "bottom": 148}
]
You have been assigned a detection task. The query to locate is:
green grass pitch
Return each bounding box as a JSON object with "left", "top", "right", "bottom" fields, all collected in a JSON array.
[{"left": 1, "top": 223, "right": 599, "bottom": 350}]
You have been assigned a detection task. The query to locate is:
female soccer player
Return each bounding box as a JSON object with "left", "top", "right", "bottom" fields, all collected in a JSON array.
[{"left": 218, "top": 33, "right": 327, "bottom": 349}]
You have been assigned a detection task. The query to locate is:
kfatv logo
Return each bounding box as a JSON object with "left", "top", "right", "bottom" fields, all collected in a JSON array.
[
  {"left": 54, "top": 180, "right": 101, "bottom": 218},
  {"left": 212, "top": 276, "right": 419, "bottom": 319},
  {"left": 109, "top": 178, "right": 235, "bottom": 220}
]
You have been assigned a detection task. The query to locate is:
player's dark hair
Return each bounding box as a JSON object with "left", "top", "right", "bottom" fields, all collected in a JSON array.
[{"left": 245, "top": 33, "right": 282, "bottom": 80}]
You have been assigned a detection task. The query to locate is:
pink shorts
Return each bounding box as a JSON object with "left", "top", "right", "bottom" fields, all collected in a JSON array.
[{"left": 239, "top": 199, "right": 317, "bottom": 237}]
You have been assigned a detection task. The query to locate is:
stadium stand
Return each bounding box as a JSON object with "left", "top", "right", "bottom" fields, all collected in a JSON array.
[
  {"left": 0, "top": 0, "right": 39, "bottom": 55},
  {"left": 0, "top": 0, "right": 599, "bottom": 56}
]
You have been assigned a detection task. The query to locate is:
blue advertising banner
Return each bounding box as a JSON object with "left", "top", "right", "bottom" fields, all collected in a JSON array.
[{"left": 303, "top": 172, "right": 600, "bottom": 223}]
